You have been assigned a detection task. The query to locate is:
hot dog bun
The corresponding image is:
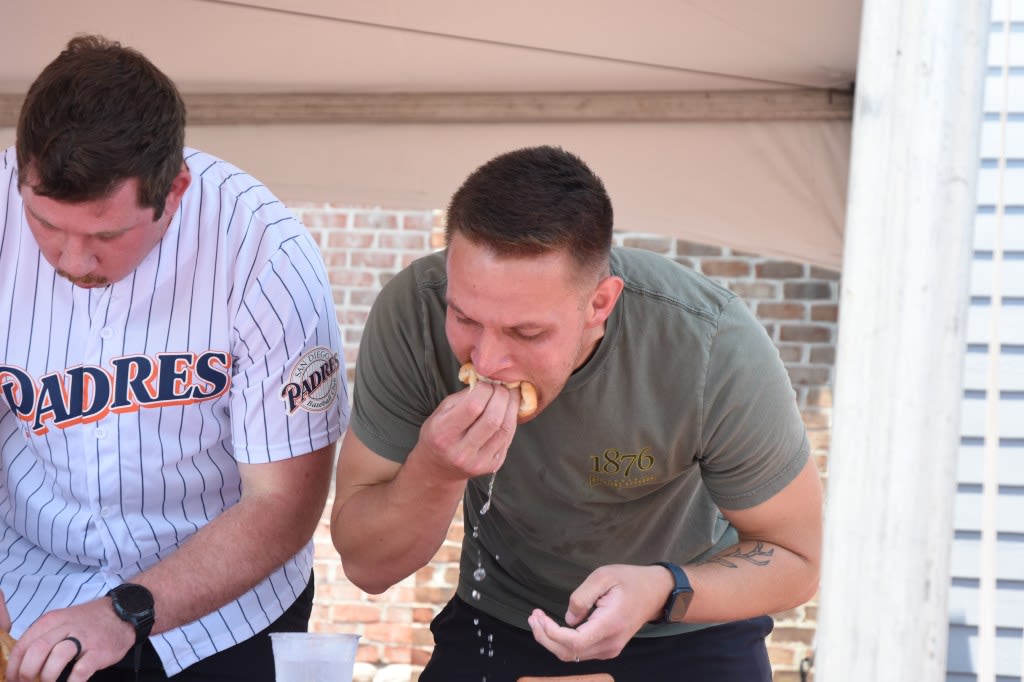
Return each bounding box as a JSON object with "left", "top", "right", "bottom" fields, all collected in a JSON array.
[
  {"left": 0, "top": 630, "right": 12, "bottom": 682},
  {"left": 0, "top": 631, "right": 41, "bottom": 682},
  {"left": 458, "top": 362, "right": 538, "bottom": 417}
]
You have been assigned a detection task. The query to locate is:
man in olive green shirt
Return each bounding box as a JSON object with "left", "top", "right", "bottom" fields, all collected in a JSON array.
[{"left": 331, "top": 145, "right": 822, "bottom": 681}]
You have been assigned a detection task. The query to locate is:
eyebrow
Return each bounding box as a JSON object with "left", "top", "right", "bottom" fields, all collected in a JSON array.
[
  {"left": 446, "top": 298, "right": 546, "bottom": 333},
  {"left": 24, "top": 203, "right": 134, "bottom": 239}
]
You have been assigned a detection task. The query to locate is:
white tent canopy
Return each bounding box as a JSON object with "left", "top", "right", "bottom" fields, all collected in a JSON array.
[{"left": 0, "top": 0, "right": 861, "bottom": 267}]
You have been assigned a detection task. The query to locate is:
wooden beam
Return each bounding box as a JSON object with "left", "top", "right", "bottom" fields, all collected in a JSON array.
[
  {"left": 815, "top": 0, "right": 990, "bottom": 679},
  {"left": 0, "top": 89, "right": 852, "bottom": 127}
]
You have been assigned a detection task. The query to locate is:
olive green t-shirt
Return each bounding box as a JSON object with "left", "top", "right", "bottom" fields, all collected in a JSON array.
[{"left": 351, "top": 246, "right": 809, "bottom": 635}]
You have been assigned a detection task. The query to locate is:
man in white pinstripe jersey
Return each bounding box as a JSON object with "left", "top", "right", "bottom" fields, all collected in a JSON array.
[{"left": 0, "top": 36, "right": 347, "bottom": 681}]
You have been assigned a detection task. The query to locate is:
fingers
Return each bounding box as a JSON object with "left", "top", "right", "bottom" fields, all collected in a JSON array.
[
  {"left": 527, "top": 609, "right": 580, "bottom": 663},
  {"left": 12, "top": 633, "right": 83, "bottom": 682},
  {"left": 443, "top": 382, "right": 518, "bottom": 469},
  {"left": 42, "top": 636, "right": 83, "bottom": 681}
]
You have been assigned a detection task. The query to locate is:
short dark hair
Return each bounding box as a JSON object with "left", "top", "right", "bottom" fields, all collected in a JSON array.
[
  {"left": 445, "top": 146, "right": 614, "bottom": 277},
  {"left": 16, "top": 34, "right": 186, "bottom": 219}
]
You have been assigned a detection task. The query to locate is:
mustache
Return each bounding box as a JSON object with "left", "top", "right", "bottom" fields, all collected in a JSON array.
[{"left": 57, "top": 270, "right": 109, "bottom": 287}]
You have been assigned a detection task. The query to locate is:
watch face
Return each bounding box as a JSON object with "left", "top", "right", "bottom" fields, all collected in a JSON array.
[
  {"left": 669, "top": 588, "right": 694, "bottom": 622},
  {"left": 112, "top": 584, "right": 154, "bottom": 614}
]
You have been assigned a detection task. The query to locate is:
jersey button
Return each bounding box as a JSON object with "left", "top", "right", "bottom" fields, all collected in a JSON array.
[
  {"left": 100, "top": 328, "right": 113, "bottom": 339},
  {"left": 95, "top": 428, "right": 107, "bottom": 440}
]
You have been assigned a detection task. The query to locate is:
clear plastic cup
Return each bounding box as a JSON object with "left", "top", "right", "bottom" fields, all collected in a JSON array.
[{"left": 270, "top": 632, "right": 361, "bottom": 682}]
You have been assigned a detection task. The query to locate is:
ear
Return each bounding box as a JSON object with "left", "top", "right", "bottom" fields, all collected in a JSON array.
[
  {"left": 584, "top": 275, "right": 624, "bottom": 328},
  {"left": 162, "top": 163, "right": 192, "bottom": 216}
]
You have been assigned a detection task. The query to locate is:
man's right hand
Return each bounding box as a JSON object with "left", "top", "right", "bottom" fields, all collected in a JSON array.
[{"left": 413, "top": 380, "right": 521, "bottom": 481}]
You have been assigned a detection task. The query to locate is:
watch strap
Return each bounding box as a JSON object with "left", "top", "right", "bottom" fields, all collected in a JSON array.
[
  {"left": 651, "top": 561, "right": 694, "bottom": 623},
  {"left": 107, "top": 583, "right": 155, "bottom": 674}
]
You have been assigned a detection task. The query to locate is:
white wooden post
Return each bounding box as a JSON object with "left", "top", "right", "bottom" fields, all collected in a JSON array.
[{"left": 815, "top": 0, "right": 991, "bottom": 680}]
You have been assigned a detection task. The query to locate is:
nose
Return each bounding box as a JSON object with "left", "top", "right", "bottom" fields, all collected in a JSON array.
[
  {"left": 57, "top": 235, "right": 98, "bottom": 277},
  {"left": 471, "top": 330, "right": 512, "bottom": 379}
]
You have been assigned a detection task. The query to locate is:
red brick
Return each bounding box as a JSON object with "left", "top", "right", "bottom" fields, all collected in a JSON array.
[
  {"left": 337, "top": 310, "right": 370, "bottom": 326},
  {"left": 767, "top": 643, "right": 798, "bottom": 665},
  {"left": 809, "top": 347, "right": 835, "bottom": 364},
  {"left": 380, "top": 233, "right": 429, "bottom": 251},
  {"left": 759, "top": 302, "right": 806, "bottom": 320},
  {"left": 327, "top": 232, "right": 374, "bottom": 249},
  {"left": 779, "top": 325, "right": 832, "bottom": 343},
  {"left": 413, "top": 607, "right": 436, "bottom": 623},
  {"left": 730, "top": 281, "right": 779, "bottom": 300},
  {"left": 401, "top": 213, "right": 433, "bottom": 231},
  {"left": 412, "top": 627, "right": 436, "bottom": 647},
  {"left": 776, "top": 344, "right": 803, "bottom": 363},
  {"left": 350, "top": 251, "right": 399, "bottom": 269},
  {"left": 383, "top": 606, "right": 414, "bottom": 624},
  {"left": 787, "top": 367, "right": 831, "bottom": 388},
  {"left": 801, "top": 411, "right": 831, "bottom": 429},
  {"left": 621, "top": 236, "right": 673, "bottom": 253},
  {"left": 365, "top": 623, "right": 413, "bottom": 644},
  {"left": 675, "top": 239, "right": 723, "bottom": 256},
  {"left": 805, "top": 387, "right": 833, "bottom": 408},
  {"left": 756, "top": 261, "right": 806, "bottom": 279},
  {"left": 771, "top": 626, "right": 816, "bottom": 645},
  {"left": 700, "top": 259, "right": 752, "bottom": 278},
  {"left": 303, "top": 211, "right": 350, "bottom": 229},
  {"left": 810, "top": 303, "right": 839, "bottom": 322},
  {"left": 810, "top": 265, "right": 840, "bottom": 280},
  {"left": 414, "top": 586, "right": 453, "bottom": 603},
  {"left": 354, "top": 212, "right": 399, "bottom": 229},
  {"left": 382, "top": 646, "right": 413, "bottom": 663},
  {"left": 350, "top": 290, "right": 380, "bottom": 307},
  {"left": 784, "top": 282, "right": 833, "bottom": 300},
  {"left": 327, "top": 269, "right": 377, "bottom": 287},
  {"left": 807, "top": 429, "right": 831, "bottom": 451}
]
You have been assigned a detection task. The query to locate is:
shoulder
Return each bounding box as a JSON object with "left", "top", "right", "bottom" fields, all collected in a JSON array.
[
  {"left": 182, "top": 148, "right": 295, "bottom": 223},
  {"left": 611, "top": 246, "right": 737, "bottom": 324},
  {"left": 179, "top": 148, "right": 308, "bottom": 249},
  {"left": 374, "top": 249, "right": 448, "bottom": 312}
]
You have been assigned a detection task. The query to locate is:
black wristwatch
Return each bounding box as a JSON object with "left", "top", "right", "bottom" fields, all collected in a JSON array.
[
  {"left": 107, "top": 583, "right": 155, "bottom": 672},
  {"left": 651, "top": 562, "right": 694, "bottom": 623}
]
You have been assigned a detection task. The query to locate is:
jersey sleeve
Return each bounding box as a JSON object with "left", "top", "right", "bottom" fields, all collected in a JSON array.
[
  {"left": 698, "top": 296, "right": 809, "bottom": 509},
  {"left": 228, "top": 230, "right": 349, "bottom": 462}
]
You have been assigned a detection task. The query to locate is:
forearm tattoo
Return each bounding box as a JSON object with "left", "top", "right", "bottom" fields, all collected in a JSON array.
[{"left": 697, "top": 541, "right": 774, "bottom": 568}]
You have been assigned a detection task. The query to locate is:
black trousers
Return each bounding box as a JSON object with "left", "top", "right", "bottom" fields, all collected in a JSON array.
[
  {"left": 420, "top": 596, "right": 774, "bottom": 682},
  {"left": 76, "top": 572, "right": 314, "bottom": 682}
]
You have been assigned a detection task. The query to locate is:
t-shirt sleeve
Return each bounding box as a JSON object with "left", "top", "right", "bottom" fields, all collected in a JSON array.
[
  {"left": 350, "top": 265, "right": 450, "bottom": 463},
  {"left": 698, "top": 296, "right": 809, "bottom": 509}
]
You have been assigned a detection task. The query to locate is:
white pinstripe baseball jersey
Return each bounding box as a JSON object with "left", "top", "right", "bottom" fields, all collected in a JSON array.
[{"left": 0, "top": 147, "right": 348, "bottom": 675}]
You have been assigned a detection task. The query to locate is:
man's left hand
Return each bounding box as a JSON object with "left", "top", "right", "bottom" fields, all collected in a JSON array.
[{"left": 526, "top": 564, "right": 672, "bottom": 662}]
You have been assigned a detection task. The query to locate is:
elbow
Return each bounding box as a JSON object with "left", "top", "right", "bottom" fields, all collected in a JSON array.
[
  {"left": 795, "top": 572, "right": 820, "bottom": 606},
  {"left": 790, "top": 554, "right": 821, "bottom": 607},
  {"left": 340, "top": 561, "right": 396, "bottom": 595}
]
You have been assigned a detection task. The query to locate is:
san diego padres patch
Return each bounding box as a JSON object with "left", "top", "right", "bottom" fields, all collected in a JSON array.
[{"left": 280, "top": 346, "right": 342, "bottom": 415}]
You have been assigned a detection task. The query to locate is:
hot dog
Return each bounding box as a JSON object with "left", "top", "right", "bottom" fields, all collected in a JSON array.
[{"left": 458, "top": 362, "right": 538, "bottom": 417}]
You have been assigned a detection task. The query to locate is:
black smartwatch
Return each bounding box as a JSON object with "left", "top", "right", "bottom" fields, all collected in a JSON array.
[
  {"left": 107, "top": 583, "right": 155, "bottom": 672},
  {"left": 651, "top": 562, "right": 694, "bottom": 623}
]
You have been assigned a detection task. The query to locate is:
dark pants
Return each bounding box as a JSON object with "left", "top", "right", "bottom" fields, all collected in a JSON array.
[
  {"left": 78, "top": 572, "right": 314, "bottom": 682},
  {"left": 420, "top": 596, "right": 774, "bottom": 682}
]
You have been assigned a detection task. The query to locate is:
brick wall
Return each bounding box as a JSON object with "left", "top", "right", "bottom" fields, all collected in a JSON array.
[{"left": 292, "top": 203, "right": 837, "bottom": 682}]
